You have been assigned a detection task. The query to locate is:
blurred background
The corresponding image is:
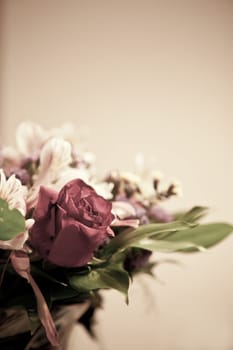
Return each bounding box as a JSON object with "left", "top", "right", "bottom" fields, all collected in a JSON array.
[{"left": 0, "top": 1, "right": 233, "bottom": 349}]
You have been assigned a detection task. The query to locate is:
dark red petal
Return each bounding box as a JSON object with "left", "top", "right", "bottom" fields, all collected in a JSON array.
[
  {"left": 30, "top": 203, "right": 58, "bottom": 259},
  {"left": 48, "top": 224, "right": 98, "bottom": 267},
  {"left": 34, "top": 186, "right": 58, "bottom": 220}
]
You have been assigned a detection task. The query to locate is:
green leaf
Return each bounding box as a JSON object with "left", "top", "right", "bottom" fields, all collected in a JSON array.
[
  {"left": 133, "top": 238, "right": 204, "bottom": 252},
  {"left": 69, "top": 263, "right": 130, "bottom": 300},
  {"left": 100, "top": 221, "right": 190, "bottom": 258},
  {"left": 161, "top": 222, "right": 233, "bottom": 251},
  {"left": 178, "top": 206, "right": 209, "bottom": 223},
  {"left": 49, "top": 283, "right": 84, "bottom": 303},
  {"left": 0, "top": 198, "right": 26, "bottom": 241}
]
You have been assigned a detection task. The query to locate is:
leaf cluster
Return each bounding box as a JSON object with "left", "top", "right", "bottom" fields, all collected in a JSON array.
[{"left": 0, "top": 201, "right": 232, "bottom": 335}]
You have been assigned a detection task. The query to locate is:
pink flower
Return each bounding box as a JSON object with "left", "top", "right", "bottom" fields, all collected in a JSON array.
[{"left": 30, "top": 179, "right": 114, "bottom": 267}]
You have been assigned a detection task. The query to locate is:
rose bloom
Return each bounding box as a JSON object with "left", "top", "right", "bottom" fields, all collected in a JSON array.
[{"left": 30, "top": 179, "right": 114, "bottom": 267}]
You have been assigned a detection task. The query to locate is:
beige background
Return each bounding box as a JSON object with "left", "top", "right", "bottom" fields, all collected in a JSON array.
[{"left": 1, "top": 1, "right": 233, "bottom": 349}]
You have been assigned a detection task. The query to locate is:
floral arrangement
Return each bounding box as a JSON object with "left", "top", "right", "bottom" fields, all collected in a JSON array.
[{"left": 0, "top": 122, "right": 232, "bottom": 349}]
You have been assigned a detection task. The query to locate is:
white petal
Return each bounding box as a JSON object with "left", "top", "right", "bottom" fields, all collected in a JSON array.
[
  {"left": 111, "top": 218, "right": 139, "bottom": 228},
  {"left": 16, "top": 122, "right": 47, "bottom": 157},
  {"left": 39, "top": 138, "right": 72, "bottom": 174},
  {"left": 119, "top": 171, "right": 141, "bottom": 184},
  {"left": 83, "top": 152, "right": 96, "bottom": 165},
  {"left": 49, "top": 167, "right": 90, "bottom": 192},
  {"left": 91, "top": 182, "right": 114, "bottom": 199},
  {"left": 27, "top": 139, "right": 72, "bottom": 208},
  {"left": 1, "top": 146, "right": 20, "bottom": 166},
  {"left": 112, "top": 201, "right": 137, "bottom": 219},
  {"left": 170, "top": 181, "right": 183, "bottom": 197}
]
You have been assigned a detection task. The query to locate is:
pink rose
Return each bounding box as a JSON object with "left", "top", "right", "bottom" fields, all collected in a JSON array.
[{"left": 30, "top": 179, "right": 114, "bottom": 267}]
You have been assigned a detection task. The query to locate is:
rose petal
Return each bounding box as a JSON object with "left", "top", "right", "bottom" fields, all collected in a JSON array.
[
  {"left": 30, "top": 206, "right": 57, "bottom": 260},
  {"left": 27, "top": 183, "right": 58, "bottom": 212},
  {"left": 48, "top": 224, "right": 104, "bottom": 267},
  {"left": 57, "top": 179, "right": 114, "bottom": 227},
  {"left": 31, "top": 179, "right": 115, "bottom": 268},
  {"left": 33, "top": 186, "right": 58, "bottom": 219},
  {"left": 106, "top": 226, "right": 115, "bottom": 237}
]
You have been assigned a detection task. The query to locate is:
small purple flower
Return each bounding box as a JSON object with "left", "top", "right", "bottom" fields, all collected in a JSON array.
[
  {"left": 148, "top": 205, "right": 173, "bottom": 223},
  {"left": 124, "top": 248, "right": 152, "bottom": 272},
  {"left": 13, "top": 169, "right": 31, "bottom": 186}
]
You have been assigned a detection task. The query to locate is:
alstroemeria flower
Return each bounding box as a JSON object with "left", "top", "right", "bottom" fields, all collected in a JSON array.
[
  {"left": 16, "top": 122, "right": 48, "bottom": 159},
  {"left": 0, "top": 146, "right": 21, "bottom": 173},
  {"left": 27, "top": 138, "right": 72, "bottom": 209},
  {"left": 37, "top": 137, "right": 72, "bottom": 184},
  {"left": 49, "top": 122, "right": 81, "bottom": 147},
  {"left": 112, "top": 201, "right": 137, "bottom": 219},
  {"left": 51, "top": 169, "right": 114, "bottom": 200},
  {"left": 111, "top": 201, "right": 140, "bottom": 228}
]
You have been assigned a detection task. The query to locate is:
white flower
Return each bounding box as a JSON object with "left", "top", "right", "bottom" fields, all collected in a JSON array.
[
  {"left": 49, "top": 167, "right": 113, "bottom": 200},
  {"left": 38, "top": 138, "right": 72, "bottom": 178},
  {"left": 27, "top": 138, "right": 72, "bottom": 208},
  {"left": 133, "top": 153, "right": 161, "bottom": 198},
  {"left": 1, "top": 146, "right": 21, "bottom": 168},
  {"left": 49, "top": 123, "right": 91, "bottom": 152},
  {"left": 134, "top": 152, "right": 157, "bottom": 177},
  {"left": 49, "top": 123, "right": 79, "bottom": 145},
  {"left": 0, "top": 169, "right": 27, "bottom": 216},
  {"left": 119, "top": 171, "right": 141, "bottom": 184},
  {"left": 31, "top": 137, "right": 73, "bottom": 188},
  {"left": 49, "top": 167, "right": 90, "bottom": 192},
  {"left": 170, "top": 181, "right": 183, "bottom": 197},
  {"left": 91, "top": 182, "right": 113, "bottom": 199},
  {"left": 16, "top": 122, "right": 48, "bottom": 158},
  {"left": 82, "top": 152, "right": 96, "bottom": 165},
  {"left": 112, "top": 201, "right": 136, "bottom": 219}
]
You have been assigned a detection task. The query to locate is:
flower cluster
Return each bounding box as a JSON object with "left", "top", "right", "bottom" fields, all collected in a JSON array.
[{"left": 0, "top": 122, "right": 232, "bottom": 349}]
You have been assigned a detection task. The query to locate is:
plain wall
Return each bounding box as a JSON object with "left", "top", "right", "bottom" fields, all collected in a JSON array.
[{"left": 1, "top": 1, "right": 233, "bottom": 349}]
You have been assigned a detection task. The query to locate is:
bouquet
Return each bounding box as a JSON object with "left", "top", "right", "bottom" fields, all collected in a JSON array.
[{"left": 0, "top": 122, "right": 232, "bottom": 350}]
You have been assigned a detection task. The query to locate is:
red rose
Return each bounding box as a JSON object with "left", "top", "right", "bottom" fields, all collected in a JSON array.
[{"left": 30, "top": 179, "right": 114, "bottom": 267}]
